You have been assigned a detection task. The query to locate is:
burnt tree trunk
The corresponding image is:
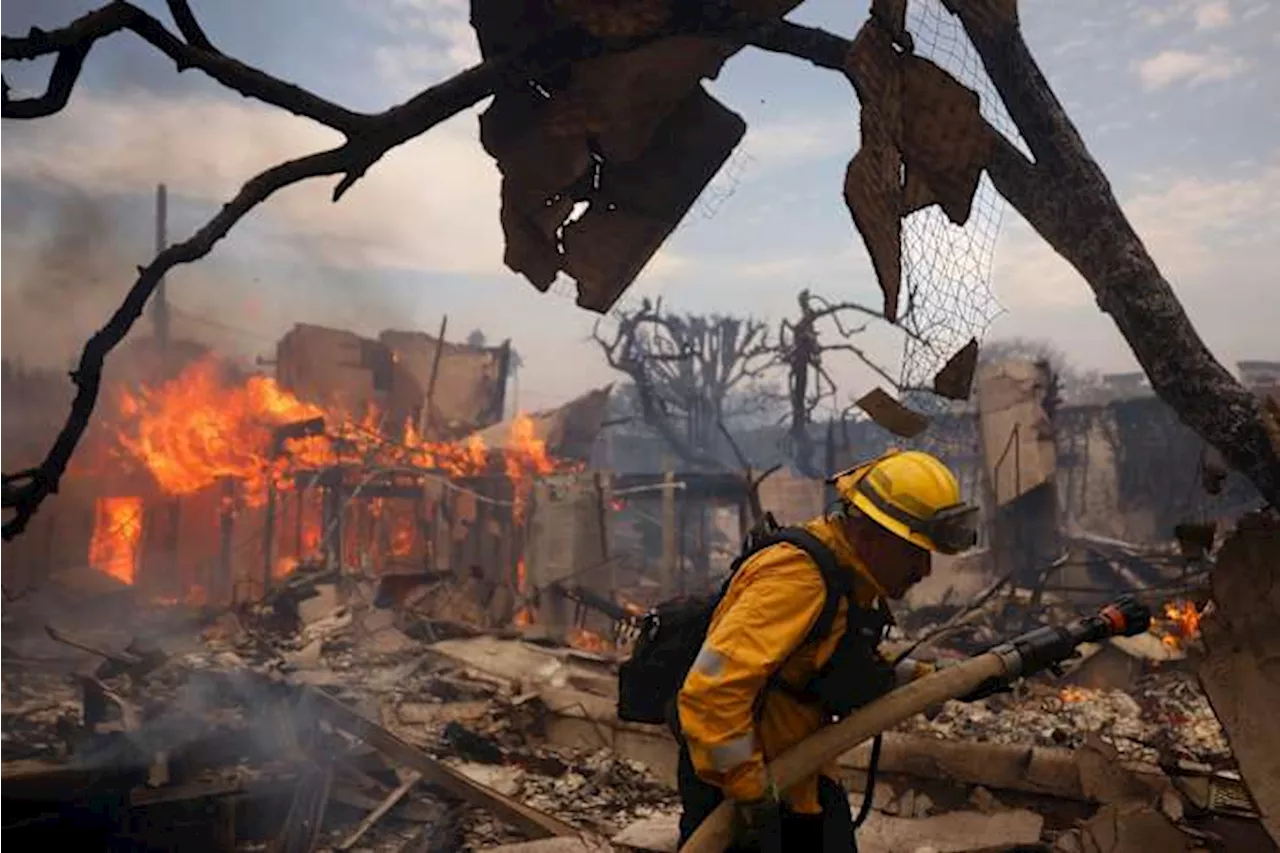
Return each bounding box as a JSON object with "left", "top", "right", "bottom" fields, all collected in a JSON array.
[{"left": 948, "top": 0, "right": 1280, "bottom": 506}]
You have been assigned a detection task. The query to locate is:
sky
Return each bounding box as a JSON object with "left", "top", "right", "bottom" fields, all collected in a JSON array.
[{"left": 2, "top": 0, "right": 1277, "bottom": 416}]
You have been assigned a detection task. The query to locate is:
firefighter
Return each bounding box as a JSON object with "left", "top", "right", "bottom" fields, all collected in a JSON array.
[{"left": 676, "top": 449, "right": 978, "bottom": 852}]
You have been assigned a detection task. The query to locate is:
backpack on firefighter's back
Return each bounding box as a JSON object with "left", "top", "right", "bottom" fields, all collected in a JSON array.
[{"left": 616, "top": 512, "right": 889, "bottom": 728}]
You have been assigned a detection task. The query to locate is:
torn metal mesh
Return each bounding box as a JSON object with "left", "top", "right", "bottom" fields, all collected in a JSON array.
[
  {"left": 552, "top": 0, "right": 1019, "bottom": 403},
  {"left": 896, "top": 0, "right": 1016, "bottom": 403}
]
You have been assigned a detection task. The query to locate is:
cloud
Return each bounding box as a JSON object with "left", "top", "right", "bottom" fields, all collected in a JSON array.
[
  {"left": 1133, "top": 49, "right": 1250, "bottom": 89},
  {"left": 739, "top": 118, "right": 851, "bottom": 167},
  {"left": 1135, "top": 3, "right": 1193, "bottom": 27},
  {"left": 991, "top": 156, "right": 1280, "bottom": 367},
  {"left": 1193, "top": 1, "right": 1233, "bottom": 28},
  {"left": 371, "top": 0, "right": 481, "bottom": 92},
  {"left": 1135, "top": 1, "right": 1232, "bottom": 27},
  {"left": 1, "top": 89, "right": 507, "bottom": 276}
]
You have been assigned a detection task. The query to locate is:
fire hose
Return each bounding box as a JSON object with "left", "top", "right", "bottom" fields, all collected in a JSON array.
[{"left": 678, "top": 596, "right": 1152, "bottom": 853}]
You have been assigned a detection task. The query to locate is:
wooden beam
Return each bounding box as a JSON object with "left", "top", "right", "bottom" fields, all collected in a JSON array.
[
  {"left": 661, "top": 468, "right": 678, "bottom": 594},
  {"left": 302, "top": 687, "right": 579, "bottom": 839}
]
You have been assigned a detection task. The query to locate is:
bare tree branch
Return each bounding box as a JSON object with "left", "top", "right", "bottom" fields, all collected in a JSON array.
[
  {"left": 592, "top": 300, "right": 777, "bottom": 470},
  {"left": 165, "top": 0, "right": 215, "bottom": 53},
  {"left": 2, "top": 2, "right": 367, "bottom": 129},
  {"left": 745, "top": 15, "right": 1278, "bottom": 504},
  {"left": 0, "top": 5, "right": 574, "bottom": 538},
  {"left": 776, "top": 289, "right": 901, "bottom": 475}
]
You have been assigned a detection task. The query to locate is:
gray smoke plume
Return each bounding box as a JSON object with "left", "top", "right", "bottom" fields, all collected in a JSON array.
[
  {"left": 1, "top": 188, "right": 149, "bottom": 369},
  {"left": 2, "top": 2, "right": 456, "bottom": 371}
]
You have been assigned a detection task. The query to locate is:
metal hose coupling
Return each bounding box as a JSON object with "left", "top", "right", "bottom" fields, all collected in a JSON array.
[{"left": 986, "top": 595, "right": 1154, "bottom": 685}]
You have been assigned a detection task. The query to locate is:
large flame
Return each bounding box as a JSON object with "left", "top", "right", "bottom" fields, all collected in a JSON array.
[
  {"left": 88, "top": 497, "right": 143, "bottom": 584},
  {"left": 94, "top": 354, "right": 570, "bottom": 588},
  {"left": 113, "top": 355, "right": 561, "bottom": 506},
  {"left": 115, "top": 357, "right": 327, "bottom": 503},
  {"left": 1160, "top": 599, "right": 1202, "bottom": 650}
]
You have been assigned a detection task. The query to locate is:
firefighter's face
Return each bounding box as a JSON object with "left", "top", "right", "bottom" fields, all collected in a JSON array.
[{"left": 847, "top": 516, "right": 931, "bottom": 599}]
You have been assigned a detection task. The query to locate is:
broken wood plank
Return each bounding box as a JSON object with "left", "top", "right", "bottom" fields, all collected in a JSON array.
[
  {"left": 840, "top": 732, "right": 1171, "bottom": 804},
  {"left": 337, "top": 770, "right": 422, "bottom": 851},
  {"left": 302, "top": 686, "right": 580, "bottom": 839},
  {"left": 46, "top": 625, "right": 142, "bottom": 666},
  {"left": 271, "top": 763, "right": 333, "bottom": 853},
  {"left": 329, "top": 783, "right": 440, "bottom": 823},
  {"left": 411, "top": 801, "right": 464, "bottom": 853}
]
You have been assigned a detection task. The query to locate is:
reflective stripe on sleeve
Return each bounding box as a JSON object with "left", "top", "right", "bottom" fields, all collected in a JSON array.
[
  {"left": 708, "top": 732, "right": 756, "bottom": 772},
  {"left": 691, "top": 644, "right": 726, "bottom": 679}
]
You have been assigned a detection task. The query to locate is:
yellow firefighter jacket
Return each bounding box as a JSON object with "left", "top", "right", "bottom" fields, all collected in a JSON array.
[{"left": 676, "top": 515, "right": 889, "bottom": 815}]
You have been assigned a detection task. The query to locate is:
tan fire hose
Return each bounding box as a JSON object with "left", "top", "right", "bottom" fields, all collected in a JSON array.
[
  {"left": 677, "top": 653, "right": 1008, "bottom": 853},
  {"left": 678, "top": 596, "right": 1150, "bottom": 853}
]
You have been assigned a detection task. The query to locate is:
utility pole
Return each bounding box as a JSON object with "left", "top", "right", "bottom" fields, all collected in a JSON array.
[{"left": 152, "top": 183, "right": 170, "bottom": 349}]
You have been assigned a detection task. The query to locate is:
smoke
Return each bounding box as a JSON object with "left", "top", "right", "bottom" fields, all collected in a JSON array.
[
  {"left": 61, "top": 656, "right": 318, "bottom": 781},
  {"left": 0, "top": 187, "right": 149, "bottom": 369},
  {"left": 2, "top": 3, "right": 490, "bottom": 381}
]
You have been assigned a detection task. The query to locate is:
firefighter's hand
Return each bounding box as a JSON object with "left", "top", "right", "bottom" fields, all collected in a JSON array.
[{"left": 731, "top": 797, "right": 783, "bottom": 850}]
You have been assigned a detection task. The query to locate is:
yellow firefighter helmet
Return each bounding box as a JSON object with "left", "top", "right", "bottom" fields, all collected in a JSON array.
[{"left": 828, "top": 449, "right": 978, "bottom": 555}]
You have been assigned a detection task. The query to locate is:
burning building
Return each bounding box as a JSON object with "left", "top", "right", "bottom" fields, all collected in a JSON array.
[{"left": 0, "top": 322, "right": 595, "bottom": 609}]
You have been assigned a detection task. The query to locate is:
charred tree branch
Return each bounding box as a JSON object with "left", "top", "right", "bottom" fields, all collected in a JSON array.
[
  {"left": 591, "top": 301, "right": 775, "bottom": 471},
  {"left": 748, "top": 13, "right": 1280, "bottom": 505},
  {"left": 0, "top": 45, "right": 514, "bottom": 538},
  {"left": 2, "top": 2, "right": 366, "bottom": 130},
  {"left": 946, "top": 0, "right": 1280, "bottom": 505},
  {"left": 778, "top": 289, "right": 899, "bottom": 476}
]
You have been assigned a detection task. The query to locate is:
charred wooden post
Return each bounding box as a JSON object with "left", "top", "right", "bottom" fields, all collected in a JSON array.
[
  {"left": 661, "top": 469, "right": 678, "bottom": 596},
  {"left": 976, "top": 360, "right": 1062, "bottom": 594},
  {"left": 294, "top": 485, "right": 305, "bottom": 562},
  {"left": 321, "top": 472, "right": 344, "bottom": 574},
  {"left": 263, "top": 481, "right": 277, "bottom": 595},
  {"left": 217, "top": 478, "right": 236, "bottom": 604},
  {"left": 596, "top": 471, "right": 614, "bottom": 595},
  {"left": 418, "top": 314, "right": 449, "bottom": 438}
]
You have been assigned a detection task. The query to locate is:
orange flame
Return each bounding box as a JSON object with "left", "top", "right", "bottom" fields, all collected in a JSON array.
[
  {"left": 513, "top": 606, "right": 535, "bottom": 627},
  {"left": 115, "top": 357, "right": 326, "bottom": 504},
  {"left": 113, "top": 356, "right": 567, "bottom": 509},
  {"left": 1059, "top": 685, "right": 1092, "bottom": 703},
  {"left": 505, "top": 415, "right": 555, "bottom": 523},
  {"left": 102, "top": 354, "right": 573, "bottom": 598},
  {"left": 1160, "top": 599, "right": 1202, "bottom": 650},
  {"left": 89, "top": 497, "right": 143, "bottom": 584},
  {"left": 567, "top": 627, "right": 612, "bottom": 654}
]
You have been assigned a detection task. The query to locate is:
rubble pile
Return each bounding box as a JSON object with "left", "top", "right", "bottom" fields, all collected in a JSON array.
[
  {"left": 4, "top": 542, "right": 1275, "bottom": 853},
  {"left": 0, "top": 569, "right": 674, "bottom": 853},
  {"left": 903, "top": 674, "right": 1232, "bottom": 767}
]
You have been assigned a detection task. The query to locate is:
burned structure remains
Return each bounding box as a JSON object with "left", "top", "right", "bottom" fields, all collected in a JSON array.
[{"left": 1, "top": 323, "right": 615, "bottom": 613}]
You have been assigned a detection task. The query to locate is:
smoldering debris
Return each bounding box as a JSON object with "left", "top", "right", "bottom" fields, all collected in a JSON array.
[
  {"left": 1, "top": 566, "right": 675, "bottom": 853},
  {"left": 3, "top": 494, "right": 1275, "bottom": 853}
]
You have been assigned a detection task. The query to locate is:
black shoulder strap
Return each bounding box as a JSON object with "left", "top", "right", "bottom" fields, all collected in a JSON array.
[
  {"left": 767, "top": 528, "right": 853, "bottom": 646},
  {"left": 720, "top": 525, "right": 853, "bottom": 646}
]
